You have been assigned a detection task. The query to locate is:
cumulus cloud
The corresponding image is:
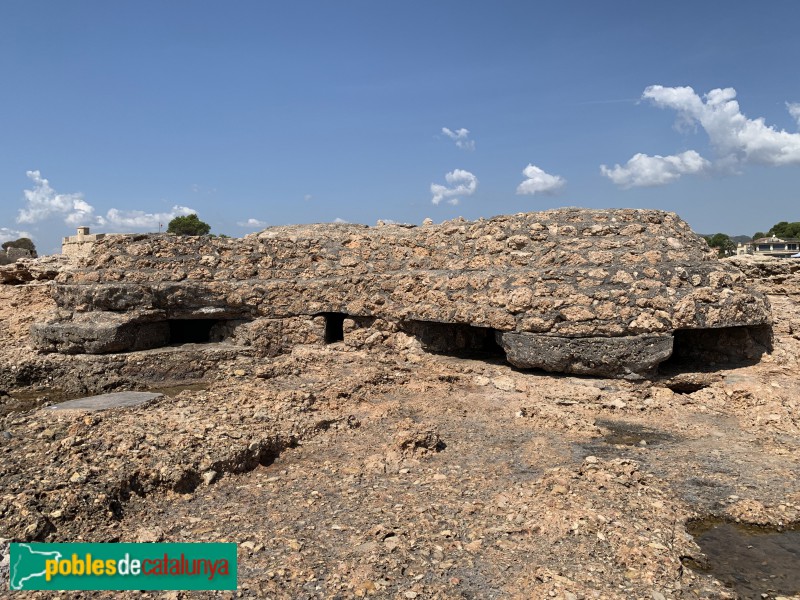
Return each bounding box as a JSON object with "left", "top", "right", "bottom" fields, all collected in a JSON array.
[
  {"left": 65, "top": 198, "right": 96, "bottom": 226},
  {"left": 516, "top": 164, "right": 566, "bottom": 195},
  {"left": 442, "top": 127, "right": 475, "bottom": 151},
  {"left": 17, "top": 170, "right": 95, "bottom": 224},
  {"left": 603, "top": 85, "right": 800, "bottom": 188},
  {"left": 0, "top": 228, "right": 32, "bottom": 244},
  {"left": 600, "top": 150, "right": 710, "bottom": 189},
  {"left": 190, "top": 184, "right": 217, "bottom": 195},
  {"left": 16, "top": 170, "right": 198, "bottom": 231},
  {"left": 430, "top": 169, "right": 478, "bottom": 205},
  {"left": 99, "top": 206, "right": 196, "bottom": 231},
  {"left": 237, "top": 218, "right": 267, "bottom": 228},
  {"left": 333, "top": 217, "right": 349, "bottom": 224},
  {"left": 643, "top": 85, "right": 800, "bottom": 167},
  {"left": 788, "top": 102, "right": 800, "bottom": 128}
]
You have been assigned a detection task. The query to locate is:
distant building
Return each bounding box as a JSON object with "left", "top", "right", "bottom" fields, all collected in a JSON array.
[
  {"left": 0, "top": 246, "right": 32, "bottom": 264},
  {"left": 737, "top": 236, "right": 800, "bottom": 258},
  {"left": 62, "top": 226, "right": 106, "bottom": 257}
]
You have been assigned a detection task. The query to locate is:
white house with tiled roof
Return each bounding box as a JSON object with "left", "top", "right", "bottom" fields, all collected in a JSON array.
[{"left": 737, "top": 236, "right": 800, "bottom": 258}]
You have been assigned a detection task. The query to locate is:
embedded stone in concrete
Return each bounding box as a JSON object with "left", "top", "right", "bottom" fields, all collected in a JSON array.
[
  {"left": 499, "top": 332, "right": 674, "bottom": 379},
  {"left": 47, "top": 391, "right": 163, "bottom": 412}
]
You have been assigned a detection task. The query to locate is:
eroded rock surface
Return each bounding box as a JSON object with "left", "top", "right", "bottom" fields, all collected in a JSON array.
[
  {"left": 1, "top": 250, "right": 799, "bottom": 598},
  {"left": 32, "top": 209, "right": 770, "bottom": 377}
]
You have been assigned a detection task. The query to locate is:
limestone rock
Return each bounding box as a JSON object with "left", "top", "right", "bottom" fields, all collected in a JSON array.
[{"left": 0, "top": 255, "right": 72, "bottom": 285}]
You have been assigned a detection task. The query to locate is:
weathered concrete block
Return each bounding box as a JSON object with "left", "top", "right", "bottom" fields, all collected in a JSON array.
[
  {"left": 499, "top": 332, "right": 674, "bottom": 379},
  {"left": 31, "top": 313, "right": 169, "bottom": 354}
]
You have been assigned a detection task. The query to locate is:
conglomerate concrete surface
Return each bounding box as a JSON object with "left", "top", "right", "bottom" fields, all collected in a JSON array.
[
  {"left": 0, "top": 253, "right": 798, "bottom": 599},
  {"left": 31, "top": 210, "right": 771, "bottom": 379}
]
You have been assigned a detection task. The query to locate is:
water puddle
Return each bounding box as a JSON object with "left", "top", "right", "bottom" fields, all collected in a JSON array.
[
  {"left": 596, "top": 419, "right": 673, "bottom": 447},
  {"left": 576, "top": 420, "right": 674, "bottom": 460},
  {"left": 687, "top": 519, "right": 800, "bottom": 599},
  {"left": 1, "top": 388, "right": 78, "bottom": 417},
  {"left": 1, "top": 382, "right": 209, "bottom": 417}
]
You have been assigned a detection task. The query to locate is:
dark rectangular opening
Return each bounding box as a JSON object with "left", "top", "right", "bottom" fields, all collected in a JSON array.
[
  {"left": 401, "top": 320, "right": 506, "bottom": 360},
  {"left": 167, "top": 319, "right": 219, "bottom": 344},
  {"left": 323, "top": 313, "right": 346, "bottom": 344},
  {"left": 659, "top": 324, "right": 772, "bottom": 372}
]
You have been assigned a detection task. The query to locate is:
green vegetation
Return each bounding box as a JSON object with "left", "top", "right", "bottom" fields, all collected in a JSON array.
[
  {"left": 703, "top": 233, "right": 736, "bottom": 257},
  {"left": 166, "top": 214, "right": 211, "bottom": 236},
  {"left": 750, "top": 222, "right": 800, "bottom": 241},
  {"left": 766, "top": 221, "right": 800, "bottom": 239},
  {"left": 1, "top": 237, "right": 37, "bottom": 257}
]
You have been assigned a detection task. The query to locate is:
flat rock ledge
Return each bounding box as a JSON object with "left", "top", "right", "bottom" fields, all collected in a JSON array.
[
  {"left": 31, "top": 208, "right": 772, "bottom": 379},
  {"left": 46, "top": 391, "right": 163, "bottom": 412}
]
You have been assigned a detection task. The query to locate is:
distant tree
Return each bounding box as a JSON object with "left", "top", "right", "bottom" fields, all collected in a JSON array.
[
  {"left": 1, "top": 237, "right": 37, "bottom": 257},
  {"left": 704, "top": 233, "right": 736, "bottom": 257},
  {"left": 166, "top": 214, "right": 211, "bottom": 236},
  {"left": 767, "top": 221, "right": 800, "bottom": 239},
  {"left": 752, "top": 231, "right": 766, "bottom": 241}
]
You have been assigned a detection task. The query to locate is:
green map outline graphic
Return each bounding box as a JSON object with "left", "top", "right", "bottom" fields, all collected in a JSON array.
[{"left": 10, "top": 544, "right": 63, "bottom": 590}]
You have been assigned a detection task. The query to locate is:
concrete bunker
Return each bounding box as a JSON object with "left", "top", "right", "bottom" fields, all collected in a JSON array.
[{"left": 29, "top": 209, "right": 774, "bottom": 378}]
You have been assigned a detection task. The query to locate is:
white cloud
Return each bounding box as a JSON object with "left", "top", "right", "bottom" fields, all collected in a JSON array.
[
  {"left": 643, "top": 85, "right": 800, "bottom": 167},
  {"left": 333, "top": 218, "right": 349, "bottom": 224},
  {"left": 600, "top": 150, "right": 710, "bottom": 189},
  {"left": 190, "top": 184, "right": 217, "bottom": 195},
  {"left": 15, "top": 171, "right": 199, "bottom": 232},
  {"left": 99, "top": 206, "right": 196, "bottom": 231},
  {"left": 603, "top": 86, "right": 800, "bottom": 188},
  {"left": 788, "top": 102, "right": 800, "bottom": 128},
  {"left": 304, "top": 194, "right": 313, "bottom": 201},
  {"left": 516, "top": 164, "right": 566, "bottom": 195},
  {"left": 64, "top": 198, "right": 96, "bottom": 226},
  {"left": 17, "top": 170, "right": 95, "bottom": 224},
  {"left": 442, "top": 127, "right": 475, "bottom": 151},
  {"left": 237, "top": 218, "right": 267, "bottom": 228},
  {"left": 430, "top": 169, "right": 478, "bottom": 205},
  {"left": 0, "top": 228, "right": 32, "bottom": 244}
]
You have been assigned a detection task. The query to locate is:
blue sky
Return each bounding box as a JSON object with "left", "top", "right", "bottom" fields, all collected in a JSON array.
[{"left": 2, "top": 1, "right": 800, "bottom": 252}]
